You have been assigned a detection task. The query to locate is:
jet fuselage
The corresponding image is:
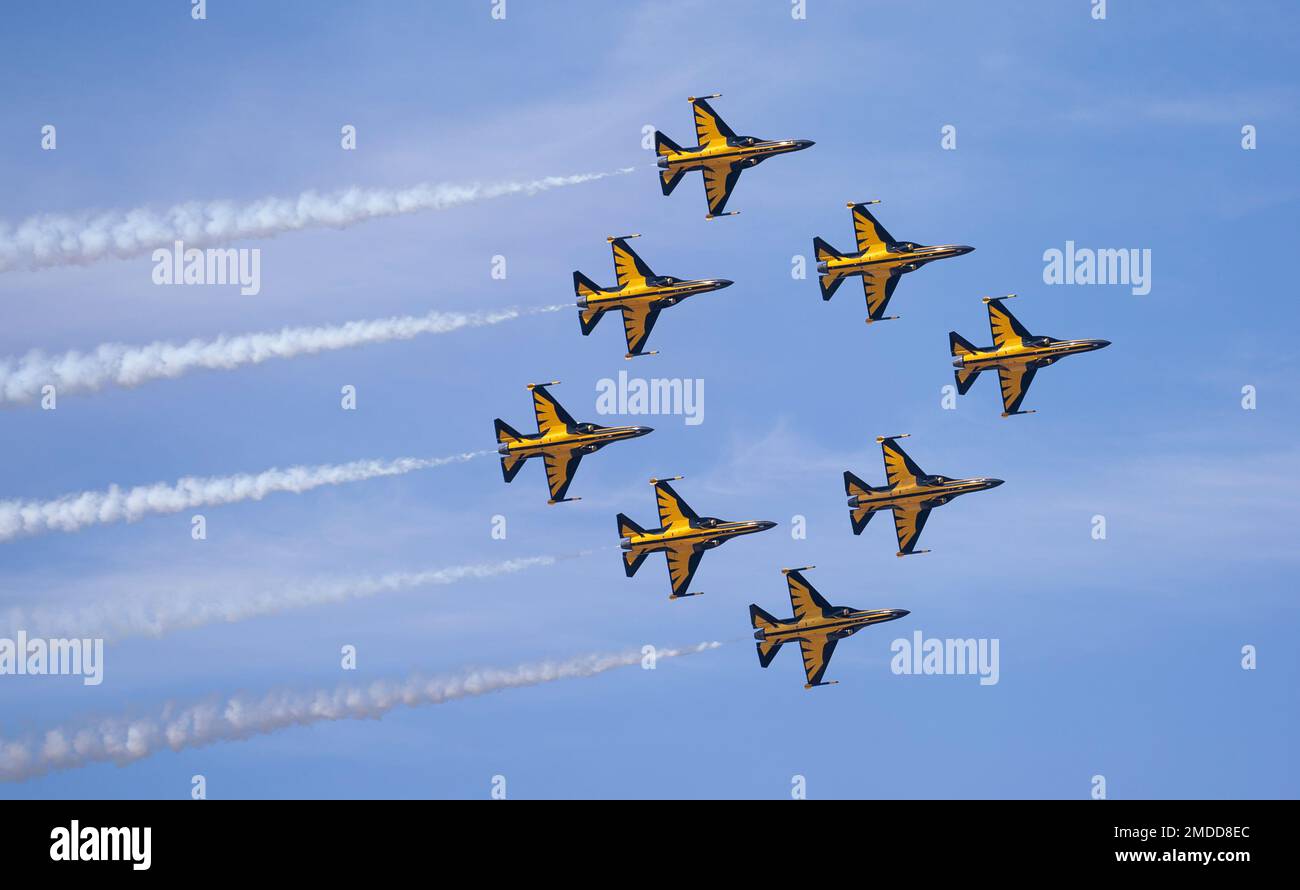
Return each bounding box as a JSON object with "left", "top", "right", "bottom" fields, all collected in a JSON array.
[
  {"left": 657, "top": 137, "right": 814, "bottom": 172},
  {"left": 817, "top": 242, "right": 974, "bottom": 276},
  {"left": 576, "top": 277, "right": 732, "bottom": 314},
  {"left": 499, "top": 423, "right": 652, "bottom": 458},
  {"left": 755, "top": 607, "right": 909, "bottom": 643},
  {"left": 953, "top": 337, "right": 1111, "bottom": 371},
  {"left": 847, "top": 475, "right": 1004, "bottom": 511},
  {"left": 621, "top": 518, "right": 776, "bottom": 555}
]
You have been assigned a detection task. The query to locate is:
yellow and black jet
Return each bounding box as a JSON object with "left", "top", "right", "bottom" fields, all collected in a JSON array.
[
  {"left": 654, "top": 94, "right": 814, "bottom": 219},
  {"left": 617, "top": 477, "right": 775, "bottom": 599},
  {"left": 814, "top": 200, "right": 973, "bottom": 323},
  {"left": 495, "top": 382, "right": 652, "bottom": 504},
  {"left": 951, "top": 294, "right": 1111, "bottom": 417},
  {"left": 844, "top": 435, "right": 1003, "bottom": 556},
  {"left": 751, "top": 567, "right": 909, "bottom": 689},
  {"left": 574, "top": 234, "right": 733, "bottom": 359}
]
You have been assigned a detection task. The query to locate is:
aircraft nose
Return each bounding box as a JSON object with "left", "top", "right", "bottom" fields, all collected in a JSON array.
[
  {"left": 984, "top": 478, "right": 1005, "bottom": 489},
  {"left": 711, "top": 278, "right": 734, "bottom": 290},
  {"left": 796, "top": 139, "right": 815, "bottom": 150},
  {"left": 634, "top": 426, "right": 655, "bottom": 437},
  {"left": 954, "top": 245, "right": 976, "bottom": 256},
  {"left": 756, "top": 520, "right": 778, "bottom": 532},
  {"left": 893, "top": 609, "right": 910, "bottom": 619},
  {"left": 1091, "top": 339, "right": 1112, "bottom": 351}
]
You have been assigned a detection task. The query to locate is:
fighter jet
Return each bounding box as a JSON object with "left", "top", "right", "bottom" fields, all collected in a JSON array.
[
  {"left": 844, "top": 435, "right": 1003, "bottom": 556},
  {"left": 951, "top": 294, "right": 1111, "bottom": 417},
  {"left": 494, "top": 382, "right": 652, "bottom": 504},
  {"left": 750, "top": 567, "right": 910, "bottom": 689},
  {"left": 617, "top": 477, "right": 775, "bottom": 599},
  {"left": 654, "top": 94, "right": 814, "bottom": 219},
  {"left": 814, "top": 201, "right": 974, "bottom": 323},
  {"left": 574, "top": 235, "right": 733, "bottom": 359}
]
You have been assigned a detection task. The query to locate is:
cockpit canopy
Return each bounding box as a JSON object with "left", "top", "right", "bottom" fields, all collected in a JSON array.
[
  {"left": 920, "top": 475, "right": 950, "bottom": 486},
  {"left": 648, "top": 276, "right": 680, "bottom": 287},
  {"left": 735, "top": 136, "right": 759, "bottom": 146},
  {"left": 575, "top": 423, "right": 599, "bottom": 433},
  {"left": 698, "top": 517, "right": 722, "bottom": 528},
  {"left": 1027, "top": 336, "right": 1054, "bottom": 347}
]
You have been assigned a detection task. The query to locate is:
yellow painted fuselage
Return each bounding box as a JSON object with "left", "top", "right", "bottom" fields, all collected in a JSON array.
[
  {"left": 755, "top": 608, "right": 902, "bottom": 644},
  {"left": 579, "top": 277, "right": 731, "bottom": 315},
  {"left": 659, "top": 138, "right": 811, "bottom": 174},
  {"left": 501, "top": 424, "right": 650, "bottom": 460},
  {"left": 622, "top": 518, "right": 774, "bottom": 556},
  {"left": 953, "top": 338, "right": 1110, "bottom": 373},
  {"left": 818, "top": 242, "right": 973, "bottom": 277},
  {"left": 848, "top": 475, "right": 1001, "bottom": 512}
]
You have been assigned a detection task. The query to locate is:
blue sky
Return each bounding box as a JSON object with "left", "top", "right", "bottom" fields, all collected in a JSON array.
[{"left": 0, "top": 0, "right": 1296, "bottom": 798}]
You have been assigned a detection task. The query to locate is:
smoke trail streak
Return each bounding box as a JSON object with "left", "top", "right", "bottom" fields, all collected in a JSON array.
[
  {"left": 0, "top": 304, "right": 568, "bottom": 406},
  {"left": 4, "top": 554, "right": 580, "bottom": 642},
  {"left": 0, "top": 452, "right": 486, "bottom": 543},
  {"left": 0, "top": 642, "right": 723, "bottom": 781},
  {"left": 0, "top": 168, "right": 634, "bottom": 273}
]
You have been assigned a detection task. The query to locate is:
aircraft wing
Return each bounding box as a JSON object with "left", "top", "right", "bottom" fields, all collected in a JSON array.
[
  {"left": 798, "top": 632, "right": 839, "bottom": 687},
  {"left": 542, "top": 448, "right": 582, "bottom": 502},
  {"left": 610, "top": 237, "right": 655, "bottom": 289},
  {"left": 891, "top": 503, "right": 932, "bottom": 555},
  {"left": 881, "top": 437, "right": 926, "bottom": 488},
  {"left": 701, "top": 159, "right": 744, "bottom": 217},
  {"left": 654, "top": 480, "right": 700, "bottom": 529},
  {"left": 692, "top": 98, "right": 737, "bottom": 146},
  {"left": 987, "top": 298, "right": 1033, "bottom": 349},
  {"left": 851, "top": 203, "right": 898, "bottom": 253},
  {"left": 786, "top": 569, "right": 834, "bottom": 621},
  {"left": 664, "top": 542, "right": 705, "bottom": 598},
  {"left": 620, "top": 303, "right": 662, "bottom": 356},
  {"left": 862, "top": 266, "right": 904, "bottom": 321},
  {"left": 532, "top": 385, "right": 578, "bottom": 436},
  {"left": 997, "top": 364, "right": 1038, "bottom": 415}
]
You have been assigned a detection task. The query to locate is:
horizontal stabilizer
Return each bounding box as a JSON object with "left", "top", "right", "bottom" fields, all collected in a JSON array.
[
  {"left": 950, "top": 331, "right": 978, "bottom": 357},
  {"left": 755, "top": 638, "right": 784, "bottom": 668}
]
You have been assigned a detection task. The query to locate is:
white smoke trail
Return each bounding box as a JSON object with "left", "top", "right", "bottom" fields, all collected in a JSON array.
[
  {"left": 0, "top": 168, "right": 634, "bottom": 273},
  {"left": 0, "top": 304, "right": 568, "bottom": 407},
  {"left": 0, "top": 641, "right": 723, "bottom": 781},
  {"left": 0, "top": 451, "right": 485, "bottom": 543},
  {"left": 4, "top": 554, "right": 573, "bottom": 642}
]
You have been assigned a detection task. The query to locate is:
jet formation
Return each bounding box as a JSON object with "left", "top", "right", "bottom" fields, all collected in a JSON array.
[
  {"left": 751, "top": 567, "right": 909, "bottom": 688},
  {"left": 844, "top": 435, "right": 1002, "bottom": 556},
  {"left": 574, "top": 235, "right": 732, "bottom": 359},
  {"left": 485, "top": 91, "right": 1111, "bottom": 690},
  {"left": 494, "top": 382, "right": 652, "bottom": 504},
  {"left": 655, "top": 95, "right": 813, "bottom": 219},
  {"left": 815, "top": 200, "right": 973, "bottom": 323},
  {"left": 950, "top": 295, "right": 1111, "bottom": 417},
  {"left": 618, "top": 477, "right": 775, "bottom": 599}
]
